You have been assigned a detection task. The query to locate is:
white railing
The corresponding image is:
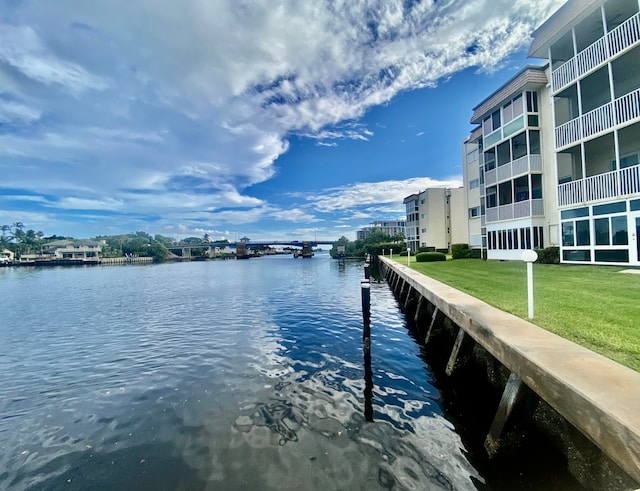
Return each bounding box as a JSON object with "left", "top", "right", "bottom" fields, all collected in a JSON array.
[
  {"left": 607, "top": 11, "right": 640, "bottom": 56},
  {"left": 487, "top": 155, "right": 544, "bottom": 184},
  {"left": 551, "top": 11, "right": 640, "bottom": 93},
  {"left": 552, "top": 58, "right": 576, "bottom": 93},
  {"left": 486, "top": 198, "right": 545, "bottom": 223},
  {"left": 557, "top": 164, "right": 640, "bottom": 206},
  {"left": 555, "top": 88, "right": 640, "bottom": 149}
]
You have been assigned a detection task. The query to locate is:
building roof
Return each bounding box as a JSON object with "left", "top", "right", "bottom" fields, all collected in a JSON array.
[
  {"left": 403, "top": 193, "right": 420, "bottom": 204},
  {"left": 470, "top": 66, "right": 548, "bottom": 124},
  {"left": 528, "top": 0, "right": 604, "bottom": 58}
]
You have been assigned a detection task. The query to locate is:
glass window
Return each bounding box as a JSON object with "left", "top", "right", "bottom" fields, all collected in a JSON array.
[
  {"left": 593, "top": 201, "right": 626, "bottom": 215},
  {"left": 561, "top": 207, "right": 589, "bottom": 219},
  {"left": 620, "top": 153, "right": 639, "bottom": 169},
  {"left": 492, "top": 110, "right": 501, "bottom": 131},
  {"left": 486, "top": 186, "right": 497, "bottom": 208},
  {"left": 531, "top": 174, "right": 542, "bottom": 199},
  {"left": 514, "top": 176, "right": 529, "bottom": 202},
  {"left": 576, "top": 220, "right": 590, "bottom": 246},
  {"left": 513, "top": 94, "right": 523, "bottom": 118},
  {"left": 527, "top": 91, "right": 538, "bottom": 112},
  {"left": 594, "top": 218, "right": 610, "bottom": 245},
  {"left": 595, "top": 250, "right": 629, "bottom": 262},
  {"left": 529, "top": 130, "right": 541, "bottom": 154},
  {"left": 470, "top": 178, "right": 480, "bottom": 189},
  {"left": 503, "top": 101, "right": 513, "bottom": 122},
  {"left": 512, "top": 132, "right": 527, "bottom": 160},
  {"left": 525, "top": 228, "right": 532, "bottom": 249},
  {"left": 497, "top": 141, "right": 511, "bottom": 166},
  {"left": 528, "top": 115, "right": 539, "bottom": 127},
  {"left": 631, "top": 199, "right": 640, "bottom": 211},
  {"left": 483, "top": 117, "right": 492, "bottom": 135},
  {"left": 562, "top": 222, "right": 575, "bottom": 246},
  {"left": 499, "top": 181, "right": 512, "bottom": 205},
  {"left": 612, "top": 216, "right": 628, "bottom": 245},
  {"left": 563, "top": 250, "right": 590, "bottom": 261},
  {"left": 484, "top": 148, "right": 496, "bottom": 171}
]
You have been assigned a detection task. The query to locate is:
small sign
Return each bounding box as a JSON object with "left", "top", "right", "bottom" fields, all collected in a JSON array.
[{"left": 337, "top": 246, "right": 345, "bottom": 253}]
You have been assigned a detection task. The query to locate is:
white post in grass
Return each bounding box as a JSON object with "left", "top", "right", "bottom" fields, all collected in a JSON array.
[
  {"left": 407, "top": 245, "right": 411, "bottom": 266},
  {"left": 522, "top": 250, "right": 538, "bottom": 319}
]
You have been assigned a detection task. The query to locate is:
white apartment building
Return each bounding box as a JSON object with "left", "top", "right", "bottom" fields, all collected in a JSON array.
[
  {"left": 529, "top": 0, "right": 640, "bottom": 265},
  {"left": 403, "top": 187, "right": 467, "bottom": 252},
  {"left": 464, "top": 0, "right": 640, "bottom": 265},
  {"left": 356, "top": 220, "right": 406, "bottom": 240},
  {"left": 463, "top": 66, "right": 559, "bottom": 260}
]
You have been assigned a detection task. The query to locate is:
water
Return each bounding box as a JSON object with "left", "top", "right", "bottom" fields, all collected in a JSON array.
[{"left": 0, "top": 254, "right": 483, "bottom": 490}]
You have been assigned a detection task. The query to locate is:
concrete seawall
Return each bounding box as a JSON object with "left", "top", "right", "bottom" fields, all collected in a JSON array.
[{"left": 379, "top": 257, "right": 640, "bottom": 489}]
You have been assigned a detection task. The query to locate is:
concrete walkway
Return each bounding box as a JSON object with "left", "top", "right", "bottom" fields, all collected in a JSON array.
[{"left": 380, "top": 257, "right": 640, "bottom": 484}]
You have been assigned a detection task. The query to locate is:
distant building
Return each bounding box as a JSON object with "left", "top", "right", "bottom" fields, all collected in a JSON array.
[
  {"left": 403, "top": 188, "right": 466, "bottom": 252},
  {"left": 356, "top": 220, "right": 406, "bottom": 240},
  {"left": 42, "top": 239, "right": 103, "bottom": 260}
]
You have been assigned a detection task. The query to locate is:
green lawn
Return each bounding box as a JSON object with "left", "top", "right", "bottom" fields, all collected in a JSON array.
[{"left": 390, "top": 256, "right": 640, "bottom": 372}]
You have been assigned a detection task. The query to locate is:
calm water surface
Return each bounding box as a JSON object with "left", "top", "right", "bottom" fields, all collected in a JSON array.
[{"left": 0, "top": 254, "right": 482, "bottom": 490}]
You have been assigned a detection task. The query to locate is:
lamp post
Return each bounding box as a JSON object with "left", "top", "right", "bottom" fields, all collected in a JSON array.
[{"left": 522, "top": 250, "right": 538, "bottom": 319}]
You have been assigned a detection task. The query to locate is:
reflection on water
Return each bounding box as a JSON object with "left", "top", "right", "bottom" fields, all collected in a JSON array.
[{"left": 0, "top": 255, "right": 481, "bottom": 490}]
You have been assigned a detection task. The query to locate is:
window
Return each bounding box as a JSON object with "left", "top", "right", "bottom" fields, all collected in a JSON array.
[
  {"left": 533, "top": 226, "right": 544, "bottom": 248},
  {"left": 503, "top": 101, "right": 513, "bottom": 123},
  {"left": 512, "top": 132, "right": 527, "bottom": 160},
  {"left": 484, "top": 148, "right": 496, "bottom": 171},
  {"left": 469, "top": 178, "right": 480, "bottom": 189},
  {"left": 469, "top": 206, "right": 481, "bottom": 218},
  {"left": 514, "top": 176, "right": 529, "bottom": 202},
  {"left": 562, "top": 222, "right": 574, "bottom": 246},
  {"left": 531, "top": 174, "right": 542, "bottom": 199},
  {"left": 486, "top": 186, "right": 497, "bottom": 208},
  {"left": 526, "top": 91, "right": 538, "bottom": 112},
  {"left": 576, "top": 220, "right": 590, "bottom": 246},
  {"left": 595, "top": 218, "right": 609, "bottom": 245},
  {"left": 497, "top": 141, "right": 510, "bottom": 166},
  {"left": 492, "top": 110, "right": 501, "bottom": 131},
  {"left": 612, "top": 216, "right": 628, "bottom": 245},
  {"left": 499, "top": 181, "right": 512, "bottom": 205},
  {"left": 420, "top": 199, "right": 425, "bottom": 204}
]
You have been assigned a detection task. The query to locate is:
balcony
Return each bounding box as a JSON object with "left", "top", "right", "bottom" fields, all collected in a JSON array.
[
  {"left": 555, "top": 87, "right": 640, "bottom": 149},
  {"left": 484, "top": 154, "right": 543, "bottom": 185},
  {"left": 552, "top": 11, "right": 640, "bottom": 93},
  {"left": 485, "top": 199, "right": 544, "bottom": 223},
  {"left": 557, "top": 163, "right": 640, "bottom": 206}
]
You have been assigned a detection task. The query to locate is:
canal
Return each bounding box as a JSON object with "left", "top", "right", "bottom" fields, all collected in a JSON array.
[{"left": 0, "top": 254, "right": 582, "bottom": 490}]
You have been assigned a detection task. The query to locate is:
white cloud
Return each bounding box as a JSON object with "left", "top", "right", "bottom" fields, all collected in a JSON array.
[
  {"left": 307, "top": 177, "right": 463, "bottom": 212},
  {"left": 0, "top": 0, "right": 564, "bottom": 237}
]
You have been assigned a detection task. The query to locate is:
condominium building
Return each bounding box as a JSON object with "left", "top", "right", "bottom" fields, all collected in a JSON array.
[
  {"left": 356, "top": 220, "right": 406, "bottom": 240},
  {"left": 464, "top": 66, "right": 559, "bottom": 260},
  {"left": 463, "top": 0, "right": 640, "bottom": 265},
  {"left": 529, "top": 0, "right": 640, "bottom": 265},
  {"left": 403, "top": 187, "right": 467, "bottom": 252}
]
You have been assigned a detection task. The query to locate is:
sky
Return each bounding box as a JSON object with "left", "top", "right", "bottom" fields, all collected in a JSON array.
[{"left": 0, "top": 0, "right": 566, "bottom": 242}]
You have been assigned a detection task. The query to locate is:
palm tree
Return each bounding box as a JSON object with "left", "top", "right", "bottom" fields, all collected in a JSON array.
[{"left": 0, "top": 225, "right": 10, "bottom": 246}]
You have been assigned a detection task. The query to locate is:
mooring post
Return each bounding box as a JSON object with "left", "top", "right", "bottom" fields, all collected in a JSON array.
[
  {"left": 484, "top": 372, "right": 525, "bottom": 457},
  {"left": 361, "top": 279, "right": 371, "bottom": 325},
  {"left": 364, "top": 261, "right": 370, "bottom": 280}
]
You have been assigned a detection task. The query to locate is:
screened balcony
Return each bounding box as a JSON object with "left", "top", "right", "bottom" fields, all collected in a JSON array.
[
  {"left": 557, "top": 122, "right": 640, "bottom": 206},
  {"left": 551, "top": 0, "right": 640, "bottom": 93},
  {"left": 485, "top": 175, "right": 544, "bottom": 223}
]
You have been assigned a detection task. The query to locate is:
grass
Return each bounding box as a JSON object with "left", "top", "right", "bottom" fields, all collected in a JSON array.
[{"left": 390, "top": 256, "right": 640, "bottom": 372}]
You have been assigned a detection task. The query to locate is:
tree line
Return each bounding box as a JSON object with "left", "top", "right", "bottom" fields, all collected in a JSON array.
[
  {"left": 0, "top": 223, "right": 231, "bottom": 262},
  {"left": 330, "top": 230, "right": 406, "bottom": 258}
]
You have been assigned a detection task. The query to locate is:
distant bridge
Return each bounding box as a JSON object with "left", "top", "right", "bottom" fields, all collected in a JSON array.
[{"left": 166, "top": 240, "right": 335, "bottom": 259}]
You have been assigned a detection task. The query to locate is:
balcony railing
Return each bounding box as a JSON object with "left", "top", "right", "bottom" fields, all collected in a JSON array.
[
  {"left": 557, "top": 163, "right": 640, "bottom": 206},
  {"left": 483, "top": 155, "right": 542, "bottom": 186},
  {"left": 555, "top": 87, "right": 640, "bottom": 149},
  {"left": 551, "top": 11, "right": 640, "bottom": 93},
  {"left": 485, "top": 199, "right": 544, "bottom": 223}
]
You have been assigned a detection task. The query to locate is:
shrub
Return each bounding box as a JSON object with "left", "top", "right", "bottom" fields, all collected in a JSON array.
[
  {"left": 451, "top": 243, "right": 470, "bottom": 259},
  {"left": 469, "top": 248, "right": 482, "bottom": 259},
  {"left": 416, "top": 252, "right": 446, "bottom": 262},
  {"left": 535, "top": 246, "right": 560, "bottom": 264},
  {"left": 436, "top": 248, "right": 449, "bottom": 254},
  {"left": 417, "top": 246, "right": 431, "bottom": 253}
]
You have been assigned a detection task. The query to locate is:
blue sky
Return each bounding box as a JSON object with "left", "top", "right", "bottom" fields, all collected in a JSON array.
[{"left": 0, "top": 0, "right": 565, "bottom": 242}]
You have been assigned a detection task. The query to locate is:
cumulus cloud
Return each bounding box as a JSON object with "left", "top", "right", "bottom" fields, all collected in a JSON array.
[
  {"left": 307, "top": 177, "right": 463, "bottom": 213},
  {"left": 0, "top": 0, "right": 563, "bottom": 237}
]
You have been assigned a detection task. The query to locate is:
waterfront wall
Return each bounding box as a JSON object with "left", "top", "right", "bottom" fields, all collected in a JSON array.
[
  {"left": 378, "top": 257, "right": 640, "bottom": 490},
  {"left": 100, "top": 256, "right": 154, "bottom": 265}
]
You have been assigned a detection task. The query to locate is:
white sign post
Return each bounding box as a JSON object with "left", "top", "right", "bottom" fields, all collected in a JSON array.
[
  {"left": 407, "top": 247, "right": 411, "bottom": 266},
  {"left": 522, "top": 250, "right": 538, "bottom": 319}
]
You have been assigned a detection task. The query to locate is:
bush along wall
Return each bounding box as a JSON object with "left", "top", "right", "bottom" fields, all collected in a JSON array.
[
  {"left": 416, "top": 252, "right": 447, "bottom": 262},
  {"left": 451, "top": 243, "right": 470, "bottom": 259},
  {"left": 534, "top": 246, "right": 560, "bottom": 264}
]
